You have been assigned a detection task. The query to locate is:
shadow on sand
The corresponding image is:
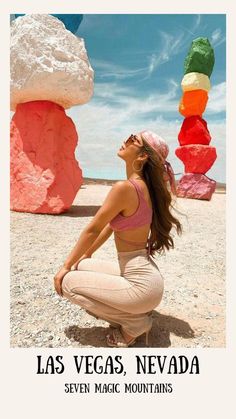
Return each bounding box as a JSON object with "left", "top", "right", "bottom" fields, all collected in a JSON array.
[
  {"left": 64, "top": 311, "right": 195, "bottom": 348},
  {"left": 60, "top": 205, "right": 100, "bottom": 218}
]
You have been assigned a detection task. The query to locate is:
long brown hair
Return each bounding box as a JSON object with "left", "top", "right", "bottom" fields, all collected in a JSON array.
[{"left": 140, "top": 138, "right": 182, "bottom": 256}]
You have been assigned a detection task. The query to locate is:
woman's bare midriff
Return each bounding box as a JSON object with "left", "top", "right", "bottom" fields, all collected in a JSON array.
[{"left": 114, "top": 224, "right": 150, "bottom": 252}]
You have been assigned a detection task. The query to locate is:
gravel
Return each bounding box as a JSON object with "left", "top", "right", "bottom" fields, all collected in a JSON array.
[{"left": 10, "top": 184, "right": 225, "bottom": 348}]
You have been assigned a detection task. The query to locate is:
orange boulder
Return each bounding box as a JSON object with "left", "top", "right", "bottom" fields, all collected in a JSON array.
[{"left": 179, "top": 89, "right": 208, "bottom": 117}]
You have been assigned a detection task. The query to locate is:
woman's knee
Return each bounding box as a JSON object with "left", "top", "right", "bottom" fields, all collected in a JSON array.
[
  {"left": 77, "top": 258, "right": 93, "bottom": 271},
  {"left": 62, "top": 271, "right": 76, "bottom": 297}
]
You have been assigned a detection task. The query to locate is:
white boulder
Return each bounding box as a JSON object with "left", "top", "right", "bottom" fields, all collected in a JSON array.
[
  {"left": 10, "top": 14, "right": 94, "bottom": 110},
  {"left": 181, "top": 72, "right": 211, "bottom": 93}
]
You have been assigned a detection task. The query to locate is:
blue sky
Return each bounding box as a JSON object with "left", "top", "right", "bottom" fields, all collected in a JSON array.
[{"left": 66, "top": 14, "right": 226, "bottom": 182}]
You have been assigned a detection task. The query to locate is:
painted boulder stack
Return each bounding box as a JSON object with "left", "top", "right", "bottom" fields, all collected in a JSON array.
[
  {"left": 10, "top": 14, "right": 94, "bottom": 213},
  {"left": 176, "top": 37, "right": 217, "bottom": 200}
]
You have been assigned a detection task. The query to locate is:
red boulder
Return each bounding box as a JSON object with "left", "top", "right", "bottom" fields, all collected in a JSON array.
[
  {"left": 175, "top": 144, "right": 217, "bottom": 174},
  {"left": 10, "top": 100, "right": 83, "bottom": 214},
  {"left": 178, "top": 116, "right": 211, "bottom": 146},
  {"left": 177, "top": 173, "right": 216, "bottom": 200}
]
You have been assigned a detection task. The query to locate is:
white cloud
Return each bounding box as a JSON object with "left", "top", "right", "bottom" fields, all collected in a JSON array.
[
  {"left": 92, "top": 79, "right": 225, "bottom": 118},
  {"left": 206, "top": 82, "right": 226, "bottom": 114},
  {"left": 211, "top": 28, "right": 221, "bottom": 43},
  {"left": 92, "top": 58, "right": 147, "bottom": 80},
  {"left": 68, "top": 107, "right": 225, "bottom": 182},
  {"left": 90, "top": 80, "right": 179, "bottom": 120},
  {"left": 194, "top": 14, "right": 201, "bottom": 29},
  {"left": 90, "top": 15, "right": 221, "bottom": 84},
  {"left": 93, "top": 82, "right": 133, "bottom": 100},
  {"left": 178, "top": 15, "right": 201, "bottom": 38},
  {"left": 147, "top": 31, "right": 186, "bottom": 76},
  {"left": 92, "top": 28, "right": 189, "bottom": 82},
  {"left": 210, "top": 28, "right": 226, "bottom": 48},
  {"left": 66, "top": 79, "right": 226, "bottom": 182},
  {"left": 146, "top": 15, "right": 203, "bottom": 77},
  {"left": 68, "top": 80, "right": 225, "bottom": 136}
]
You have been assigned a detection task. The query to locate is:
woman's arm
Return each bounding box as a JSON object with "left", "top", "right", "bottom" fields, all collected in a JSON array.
[
  {"left": 71, "top": 224, "right": 113, "bottom": 269},
  {"left": 74, "top": 224, "right": 113, "bottom": 264},
  {"left": 86, "top": 224, "right": 114, "bottom": 255},
  {"left": 63, "top": 227, "right": 100, "bottom": 270},
  {"left": 54, "top": 181, "right": 129, "bottom": 295},
  {"left": 63, "top": 182, "right": 127, "bottom": 269}
]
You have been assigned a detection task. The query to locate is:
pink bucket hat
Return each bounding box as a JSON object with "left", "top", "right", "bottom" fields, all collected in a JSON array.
[{"left": 139, "top": 130, "right": 177, "bottom": 194}]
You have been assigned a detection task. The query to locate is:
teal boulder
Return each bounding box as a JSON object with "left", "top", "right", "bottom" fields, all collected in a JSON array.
[
  {"left": 14, "top": 14, "right": 83, "bottom": 34},
  {"left": 184, "top": 37, "right": 215, "bottom": 78}
]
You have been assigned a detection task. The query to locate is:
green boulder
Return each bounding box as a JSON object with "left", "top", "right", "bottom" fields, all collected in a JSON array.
[{"left": 184, "top": 37, "right": 215, "bottom": 77}]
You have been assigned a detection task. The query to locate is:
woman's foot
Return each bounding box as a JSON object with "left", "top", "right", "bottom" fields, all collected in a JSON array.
[
  {"left": 106, "top": 322, "right": 152, "bottom": 347},
  {"left": 106, "top": 328, "right": 137, "bottom": 348}
]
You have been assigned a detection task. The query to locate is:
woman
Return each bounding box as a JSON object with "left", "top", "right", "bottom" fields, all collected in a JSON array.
[{"left": 54, "top": 130, "right": 182, "bottom": 347}]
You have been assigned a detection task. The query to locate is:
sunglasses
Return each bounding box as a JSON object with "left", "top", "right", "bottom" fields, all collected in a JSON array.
[{"left": 125, "top": 134, "right": 143, "bottom": 147}]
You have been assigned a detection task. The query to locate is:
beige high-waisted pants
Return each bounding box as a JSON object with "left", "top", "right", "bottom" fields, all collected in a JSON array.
[{"left": 62, "top": 249, "right": 164, "bottom": 338}]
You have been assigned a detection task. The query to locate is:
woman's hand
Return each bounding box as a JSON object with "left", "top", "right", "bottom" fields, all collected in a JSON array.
[
  {"left": 54, "top": 266, "right": 71, "bottom": 297},
  {"left": 73, "top": 253, "right": 91, "bottom": 270}
]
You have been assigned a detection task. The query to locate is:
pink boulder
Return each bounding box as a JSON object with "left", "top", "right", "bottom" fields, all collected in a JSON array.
[
  {"left": 177, "top": 173, "right": 216, "bottom": 200},
  {"left": 10, "top": 100, "right": 83, "bottom": 214},
  {"left": 175, "top": 144, "right": 217, "bottom": 174},
  {"left": 178, "top": 116, "right": 211, "bottom": 146}
]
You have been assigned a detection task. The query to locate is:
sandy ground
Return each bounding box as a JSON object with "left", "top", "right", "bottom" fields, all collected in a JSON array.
[{"left": 10, "top": 182, "right": 226, "bottom": 348}]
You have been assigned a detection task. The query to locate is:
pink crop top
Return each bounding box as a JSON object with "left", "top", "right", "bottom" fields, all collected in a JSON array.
[{"left": 109, "top": 179, "right": 153, "bottom": 232}]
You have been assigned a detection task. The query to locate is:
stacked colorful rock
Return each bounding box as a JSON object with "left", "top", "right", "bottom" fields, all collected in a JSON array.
[
  {"left": 175, "top": 37, "right": 217, "bottom": 200},
  {"left": 10, "top": 14, "right": 94, "bottom": 213}
]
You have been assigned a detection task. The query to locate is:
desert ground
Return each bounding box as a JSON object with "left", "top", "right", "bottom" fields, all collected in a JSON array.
[{"left": 10, "top": 180, "right": 225, "bottom": 348}]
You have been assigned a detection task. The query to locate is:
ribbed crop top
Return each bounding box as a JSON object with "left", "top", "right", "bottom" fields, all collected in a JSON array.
[{"left": 109, "top": 178, "right": 153, "bottom": 231}]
